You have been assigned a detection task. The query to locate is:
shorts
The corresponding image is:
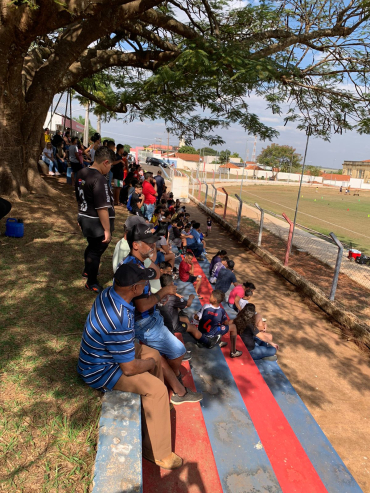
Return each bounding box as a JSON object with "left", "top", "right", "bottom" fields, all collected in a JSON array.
[
  {"left": 134, "top": 310, "right": 186, "bottom": 359},
  {"left": 114, "top": 179, "right": 123, "bottom": 188},
  {"left": 188, "top": 274, "right": 201, "bottom": 284},
  {"left": 70, "top": 162, "right": 83, "bottom": 173},
  {"left": 174, "top": 322, "right": 188, "bottom": 334},
  {"left": 155, "top": 251, "right": 165, "bottom": 265},
  {"left": 201, "top": 324, "right": 229, "bottom": 338}
]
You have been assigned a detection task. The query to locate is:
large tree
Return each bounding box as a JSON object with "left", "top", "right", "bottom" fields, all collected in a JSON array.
[
  {"left": 257, "top": 144, "right": 302, "bottom": 172},
  {"left": 2, "top": 0, "right": 370, "bottom": 196}
]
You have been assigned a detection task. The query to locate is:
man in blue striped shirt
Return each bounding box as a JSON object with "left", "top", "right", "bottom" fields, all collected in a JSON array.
[{"left": 77, "top": 262, "right": 182, "bottom": 470}]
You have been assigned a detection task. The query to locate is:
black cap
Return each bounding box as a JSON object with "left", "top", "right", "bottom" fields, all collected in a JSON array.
[
  {"left": 114, "top": 262, "right": 156, "bottom": 286},
  {"left": 127, "top": 224, "right": 160, "bottom": 244}
]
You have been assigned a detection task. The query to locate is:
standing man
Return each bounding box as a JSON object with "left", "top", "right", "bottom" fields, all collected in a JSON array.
[
  {"left": 77, "top": 262, "right": 182, "bottom": 470},
  {"left": 111, "top": 143, "right": 124, "bottom": 205},
  {"left": 154, "top": 170, "right": 165, "bottom": 203},
  {"left": 75, "top": 147, "right": 115, "bottom": 294},
  {"left": 142, "top": 172, "right": 157, "bottom": 221}
]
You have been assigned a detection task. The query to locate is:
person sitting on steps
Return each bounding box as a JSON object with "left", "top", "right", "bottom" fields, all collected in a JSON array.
[
  {"left": 229, "top": 303, "right": 279, "bottom": 361},
  {"left": 158, "top": 274, "right": 221, "bottom": 348},
  {"left": 77, "top": 262, "right": 183, "bottom": 470}
]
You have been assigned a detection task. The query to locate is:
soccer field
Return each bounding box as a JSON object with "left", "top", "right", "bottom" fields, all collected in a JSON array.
[{"left": 223, "top": 184, "right": 370, "bottom": 252}]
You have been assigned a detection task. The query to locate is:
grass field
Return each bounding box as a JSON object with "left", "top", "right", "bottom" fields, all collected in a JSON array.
[
  {"left": 223, "top": 184, "right": 370, "bottom": 252},
  {"left": 0, "top": 178, "right": 129, "bottom": 492}
]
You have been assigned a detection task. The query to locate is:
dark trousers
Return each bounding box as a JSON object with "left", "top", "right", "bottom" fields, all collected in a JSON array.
[
  {"left": 84, "top": 236, "right": 109, "bottom": 285},
  {"left": 0, "top": 198, "right": 12, "bottom": 220}
]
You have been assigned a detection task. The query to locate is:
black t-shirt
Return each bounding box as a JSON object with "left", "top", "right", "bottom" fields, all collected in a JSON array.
[
  {"left": 239, "top": 323, "right": 256, "bottom": 351},
  {"left": 154, "top": 175, "right": 165, "bottom": 194},
  {"left": 131, "top": 192, "right": 143, "bottom": 213},
  {"left": 172, "top": 226, "right": 181, "bottom": 239},
  {"left": 112, "top": 153, "right": 124, "bottom": 180},
  {"left": 51, "top": 134, "right": 64, "bottom": 148},
  {"left": 75, "top": 167, "right": 115, "bottom": 237},
  {"left": 158, "top": 295, "right": 187, "bottom": 333}
]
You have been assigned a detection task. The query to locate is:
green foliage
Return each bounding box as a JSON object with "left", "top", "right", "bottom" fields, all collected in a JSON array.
[
  {"left": 102, "top": 136, "right": 115, "bottom": 142},
  {"left": 75, "top": 116, "right": 96, "bottom": 136},
  {"left": 198, "top": 147, "right": 218, "bottom": 156},
  {"left": 230, "top": 152, "right": 240, "bottom": 158},
  {"left": 123, "top": 144, "right": 131, "bottom": 153},
  {"left": 257, "top": 144, "right": 302, "bottom": 172},
  {"left": 177, "top": 145, "right": 198, "bottom": 154},
  {"left": 306, "top": 165, "right": 321, "bottom": 177},
  {"left": 219, "top": 150, "right": 231, "bottom": 164}
]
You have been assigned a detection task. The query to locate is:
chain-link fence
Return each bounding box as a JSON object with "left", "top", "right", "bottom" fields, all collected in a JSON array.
[{"left": 191, "top": 183, "right": 370, "bottom": 327}]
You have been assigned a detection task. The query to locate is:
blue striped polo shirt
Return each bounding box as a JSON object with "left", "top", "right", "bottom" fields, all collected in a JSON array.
[
  {"left": 122, "top": 255, "right": 156, "bottom": 322},
  {"left": 77, "top": 286, "right": 135, "bottom": 390}
]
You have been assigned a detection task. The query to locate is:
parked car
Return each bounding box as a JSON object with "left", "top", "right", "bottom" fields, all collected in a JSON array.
[{"left": 148, "top": 157, "right": 168, "bottom": 168}]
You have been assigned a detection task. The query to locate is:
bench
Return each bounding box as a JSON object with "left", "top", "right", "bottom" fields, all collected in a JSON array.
[{"left": 92, "top": 391, "right": 142, "bottom": 493}]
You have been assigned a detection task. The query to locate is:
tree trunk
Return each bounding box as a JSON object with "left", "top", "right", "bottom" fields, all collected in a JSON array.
[{"left": 0, "top": 58, "right": 57, "bottom": 198}]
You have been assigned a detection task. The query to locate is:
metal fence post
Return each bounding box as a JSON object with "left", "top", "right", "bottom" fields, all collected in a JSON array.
[
  {"left": 197, "top": 179, "right": 201, "bottom": 201},
  {"left": 282, "top": 213, "right": 294, "bottom": 266},
  {"left": 255, "top": 202, "right": 264, "bottom": 247},
  {"left": 203, "top": 182, "right": 209, "bottom": 205},
  {"left": 211, "top": 184, "right": 217, "bottom": 212},
  {"left": 329, "top": 233, "right": 343, "bottom": 301},
  {"left": 234, "top": 194, "right": 243, "bottom": 231},
  {"left": 221, "top": 187, "right": 228, "bottom": 219},
  {"left": 191, "top": 177, "right": 195, "bottom": 196}
]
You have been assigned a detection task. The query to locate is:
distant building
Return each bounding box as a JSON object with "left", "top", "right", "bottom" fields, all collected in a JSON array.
[
  {"left": 342, "top": 161, "right": 370, "bottom": 183},
  {"left": 44, "top": 112, "right": 84, "bottom": 139}
]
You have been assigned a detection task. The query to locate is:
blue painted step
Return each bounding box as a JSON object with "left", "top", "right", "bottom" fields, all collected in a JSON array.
[
  {"left": 92, "top": 391, "right": 142, "bottom": 493},
  {"left": 256, "top": 360, "right": 363, "bottom": 493},
  {"left": 187, "top": 341, "right": 282, "bottom": 493}
]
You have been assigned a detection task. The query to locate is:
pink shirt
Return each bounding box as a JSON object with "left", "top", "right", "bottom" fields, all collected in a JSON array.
[{"left": 228, "top": 285, "right": 245, "bottom": 304}]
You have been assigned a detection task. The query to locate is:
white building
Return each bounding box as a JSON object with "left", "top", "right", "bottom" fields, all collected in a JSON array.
[{"left": 44, "top": 112, "right": 84, "bottom": 139}]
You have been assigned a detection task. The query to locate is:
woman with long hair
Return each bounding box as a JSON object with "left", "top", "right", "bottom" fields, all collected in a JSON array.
[
  {"left": 230, "top": 304, "right": 278, "bottom": 361},
  {"left": 209, "top": 249, "right": 227, "bottom": 276}
]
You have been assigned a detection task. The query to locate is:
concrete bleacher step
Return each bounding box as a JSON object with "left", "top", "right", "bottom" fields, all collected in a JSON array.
[
  {"left": 92, "top": 391, "right": 142, "bottom": 493},
  {"left": 186, "top": 339, "right": 282, "bottom": 492},
  {"left": 256, "top": 359, "right": 364, "bottom": 493}
]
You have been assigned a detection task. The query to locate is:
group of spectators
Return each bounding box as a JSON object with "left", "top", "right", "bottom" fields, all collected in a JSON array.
[{"left": 73, "top": 142, "right": 279, "bottom": 472}]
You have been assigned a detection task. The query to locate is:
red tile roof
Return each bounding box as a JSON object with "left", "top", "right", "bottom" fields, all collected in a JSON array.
[
  {"left": 219, "top": 162, "right": 241, "bottom": 169},
  {"left": 174, "top": 153, "right": 200, "bottom": 161},
  {"left": 322, "top": 173, "right": 350, "bottom": 181}
]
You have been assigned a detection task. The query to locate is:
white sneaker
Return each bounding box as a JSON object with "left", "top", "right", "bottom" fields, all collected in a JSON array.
[
  {"left": 49, "top": 171, "right": 55, "bottom": 175},
  {"left": 55, "top": 171, "right": 61, "bottom": 176}
]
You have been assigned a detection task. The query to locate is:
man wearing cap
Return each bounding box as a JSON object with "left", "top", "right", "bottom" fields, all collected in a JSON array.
[
  {"left": 77, "top": 262, "right": 182, "bottom": 470},
  {"left": 121, "top": 224, "right": 203, "bottom": 405}
]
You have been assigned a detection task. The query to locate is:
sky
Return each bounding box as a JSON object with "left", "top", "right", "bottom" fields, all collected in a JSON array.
[{"left": 64, "top": 93, "right": 370, "bottom": 170}]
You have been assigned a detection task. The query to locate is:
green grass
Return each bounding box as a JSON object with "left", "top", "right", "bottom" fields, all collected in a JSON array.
[
  {"left": 0, "top": 179, "right": 128, "bottom": 492},
  {"left": 224, "top": 185, "right": 370, "bottom": 251}
]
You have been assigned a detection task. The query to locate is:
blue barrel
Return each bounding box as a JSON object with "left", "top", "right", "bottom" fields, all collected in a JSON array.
[
  {"left": 5, "top": 218, "right": 24, "bottom": 238},
  {"left": 66, "top": 167, "right": 72, "bottom": 185}
]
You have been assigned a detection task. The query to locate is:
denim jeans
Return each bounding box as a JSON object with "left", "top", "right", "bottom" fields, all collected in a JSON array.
[
  {"left": 145, "top": 203, "right": 155, "bottom": 221},
  {"left": 134, "top": 310, "right": 186, "bottom": 359},
  {"left": 42, "top": 156, "right": 58, "bottom": 173},
  {"left": 187, "top": 243, "right": 204, "bottom": 257},
  {"left": 249, "top": 338, "right": 276, "bottom": 360}
]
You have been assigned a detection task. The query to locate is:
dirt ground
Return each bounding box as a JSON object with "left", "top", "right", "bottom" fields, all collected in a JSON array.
[{"left": 189, "top": 203, "right": 370, "bottom": 492}]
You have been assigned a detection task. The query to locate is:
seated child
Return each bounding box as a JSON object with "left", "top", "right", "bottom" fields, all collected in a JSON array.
[
  {"left": 210, "top": 256, "right": 229, "bottom": 284},
  {"left": 158, "top": 261, "right": 173, "bottom": 276},
  {"left": 215, "top": 259, "right": 238, "bottom": 294},
  {"left": 158, "top": 275, "right": 220, "bottom": 348},
  {"left": 179, "top": 251, "right": 203, "bottom": 298},
  {"left": 229, "top": 303, "right": 278, "bottom": 361},
  {"left": 195, "top": 290, "right": 242, "bottom": 358},
  {"left": 234, "top": 288, "right": 253, "bottom": 312}
]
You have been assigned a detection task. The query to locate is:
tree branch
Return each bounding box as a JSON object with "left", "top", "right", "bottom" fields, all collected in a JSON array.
[{"left": 72, "top": 84, "right": 127, "bottom": 113}]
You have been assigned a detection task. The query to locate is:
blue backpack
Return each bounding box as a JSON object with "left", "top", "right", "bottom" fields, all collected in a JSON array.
[{"left": 126, "top": 193, "right": 133, "bottom": 212}]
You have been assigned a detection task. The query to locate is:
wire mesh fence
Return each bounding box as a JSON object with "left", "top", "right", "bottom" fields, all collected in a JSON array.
[{"left": 190, "top": 182, "right": 370, "bottom": 327}]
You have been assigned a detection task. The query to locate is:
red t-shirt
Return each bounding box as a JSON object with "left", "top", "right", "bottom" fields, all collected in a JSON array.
[
  {"left": 179, "top": 260, "right": 191, "bottom": 282},
  {"left": 142, "top": 181, "right": 157, "bottom": 205}
]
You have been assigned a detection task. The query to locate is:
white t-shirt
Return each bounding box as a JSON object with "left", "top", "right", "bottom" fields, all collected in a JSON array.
[
  {"left": 239, "top": 298, "right": 249, "bottom": 310},
  {"left": 43, "top": 147, "right": 53, "bottom": 160}
]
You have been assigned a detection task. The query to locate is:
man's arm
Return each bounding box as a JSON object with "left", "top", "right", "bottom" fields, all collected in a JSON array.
[
  {"left": 97, "top": 207, "right": 111, "bottom": 243},
  {"left": 186, "top": 294, "right": 195, "bottom": 307},
  {"left": 119, "top": 357, "right": 156, "bottom": 376},
  {"left": 134, "top": 284, "right": 176, "bottom": 313}
]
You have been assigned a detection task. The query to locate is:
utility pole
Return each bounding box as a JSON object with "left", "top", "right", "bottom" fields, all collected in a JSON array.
[
  {"left": 251, "top": 135, "right": 257, "bottom": 179},
  {"left": 97, "top": 114, "right": 101, "bottom": 136},
  {"left": 69, "top": 88, "right": 73, "bottom": 137},
  {"left": 167, "top": 131, "right": 170, "bottom": 161}
]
